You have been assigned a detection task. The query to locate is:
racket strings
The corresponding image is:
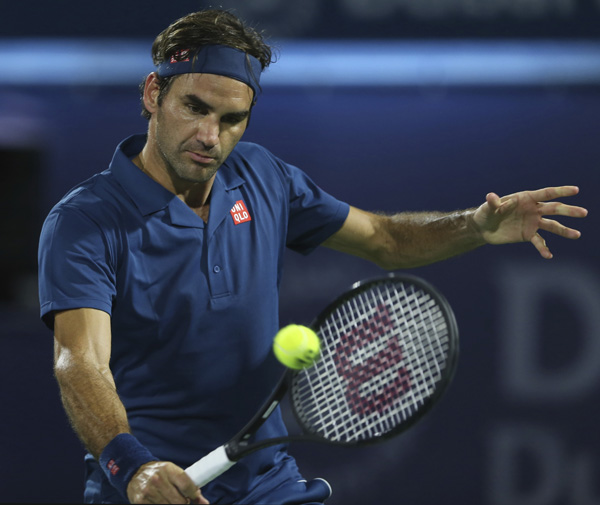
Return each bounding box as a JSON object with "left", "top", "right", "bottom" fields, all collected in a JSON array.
[{"left": 291, "top": 280, "right": 454, "bottom": 444}]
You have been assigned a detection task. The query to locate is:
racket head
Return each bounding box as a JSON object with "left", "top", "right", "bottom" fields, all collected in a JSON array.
[{"left": 289, "top": 273, "right": 459, "bottom": 447}]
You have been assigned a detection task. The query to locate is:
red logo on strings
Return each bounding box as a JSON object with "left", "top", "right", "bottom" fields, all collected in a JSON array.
[
  {"left": 334, "top": 304, "right": 411, "bottom": 417},
  {"left": 230, "top": 200, "right": 252, "bottom": 225}
]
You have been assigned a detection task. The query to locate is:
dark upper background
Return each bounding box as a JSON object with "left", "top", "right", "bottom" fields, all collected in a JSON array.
[
  {"left": 2, "top": 0, "right": 600, "bottom": 39},
  {"left": 1, "top": 1, "right": 599, "bottom": 504}
]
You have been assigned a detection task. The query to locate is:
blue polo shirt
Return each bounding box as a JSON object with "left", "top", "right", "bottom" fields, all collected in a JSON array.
[{"left": 38, "top": 134, "right": 349, "bottom": 502}]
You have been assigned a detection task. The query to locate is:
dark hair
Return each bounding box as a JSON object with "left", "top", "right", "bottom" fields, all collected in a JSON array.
[{"left": 139, "top": 9, "right": 274, "bottom": 120}]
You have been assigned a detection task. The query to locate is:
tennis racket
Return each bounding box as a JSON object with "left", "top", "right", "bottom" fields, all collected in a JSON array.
[{"left": 185, "top": 273, "right": 459, "bottom": 488}]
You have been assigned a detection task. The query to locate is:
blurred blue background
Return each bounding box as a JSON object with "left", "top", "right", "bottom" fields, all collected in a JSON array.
[{"left": 1, "top": 1, "right": 598, "bottom": 503}]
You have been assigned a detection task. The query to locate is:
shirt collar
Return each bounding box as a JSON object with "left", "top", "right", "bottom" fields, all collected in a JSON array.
[
  {"left": 110, "top": 134, "right": 246, "bottom": 216},
  {"left": 110, "top": 134, "right": 172, "bottom": 216}
]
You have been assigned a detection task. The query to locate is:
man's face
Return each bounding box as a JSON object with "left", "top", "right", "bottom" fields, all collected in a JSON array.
[{"left": 146, "top": 72, "right": 254, "bottom": 185}]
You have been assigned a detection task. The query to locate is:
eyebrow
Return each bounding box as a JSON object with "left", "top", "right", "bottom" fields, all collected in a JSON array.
[{"left": 183, "top": 94, "right": 251, "bottom": 122}]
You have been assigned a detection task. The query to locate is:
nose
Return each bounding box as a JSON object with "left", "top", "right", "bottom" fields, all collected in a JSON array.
[{"left": 196, "top": 116, "right": 219, "bottom": 149}]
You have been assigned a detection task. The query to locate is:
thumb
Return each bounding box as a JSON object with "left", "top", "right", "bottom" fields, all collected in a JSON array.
[
  {"left": 486, "top": 192, "right": 502, "bottom": 211},
  {"left": 496, "top": 196, "right": 518, "bottom": 215}
]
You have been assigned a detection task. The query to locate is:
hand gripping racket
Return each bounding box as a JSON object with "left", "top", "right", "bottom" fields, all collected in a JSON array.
[{"left": 185, "top": 273, "right": 459, "bottom": 487}]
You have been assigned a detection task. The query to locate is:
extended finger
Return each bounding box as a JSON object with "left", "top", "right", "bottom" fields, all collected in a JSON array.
[
  {"left": 539, "top": 201, "right": 588, "bottom": 218},
  {"left": 530, "top": 232, "right": 553, "bottom": 259},
  {"left": 528, "top": 185, "right": 580, "bottom": 202},
  {"left": 538, "top": 218, "right": 582, "bottom": 239}
]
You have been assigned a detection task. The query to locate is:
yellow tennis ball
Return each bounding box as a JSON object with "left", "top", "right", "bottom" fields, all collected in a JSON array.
[{"left": 273, "top": 324, "right": 321, "bottom": 370}]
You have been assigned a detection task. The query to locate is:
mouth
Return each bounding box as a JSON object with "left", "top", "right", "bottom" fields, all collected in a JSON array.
[{"left": 187, "top": 151, "right": 216, "bottom": 164}]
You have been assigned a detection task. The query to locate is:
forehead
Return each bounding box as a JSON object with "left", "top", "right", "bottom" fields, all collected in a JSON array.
[{"left": 170, "top": 73, "right": 254, "bottom": 109}]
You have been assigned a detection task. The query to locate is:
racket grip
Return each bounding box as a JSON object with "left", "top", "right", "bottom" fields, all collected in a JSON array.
[{"left": 184, "top": 445, "right": 236, "bottom": 488}]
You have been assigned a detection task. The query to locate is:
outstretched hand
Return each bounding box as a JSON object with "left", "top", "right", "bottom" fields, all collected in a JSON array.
[{"left": 472, "top": 185, "right": 588, "bottom": 259}]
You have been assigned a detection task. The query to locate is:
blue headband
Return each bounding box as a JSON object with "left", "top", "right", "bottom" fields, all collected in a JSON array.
[{"left": 156, "top": 45, "right": 262, "bottom": 101}]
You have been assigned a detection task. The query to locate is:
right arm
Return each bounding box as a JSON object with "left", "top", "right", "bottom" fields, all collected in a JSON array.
[
  {"left": 53, "top": 308, "right": 207, "bottom": 504},
  {"left": 53, "top": 308, "right": 128, "bottom": 457}
]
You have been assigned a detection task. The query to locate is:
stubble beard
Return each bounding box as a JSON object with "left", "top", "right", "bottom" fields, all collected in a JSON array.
[{"left": 157, "top": 135, "right": 222, "bottom": 185}]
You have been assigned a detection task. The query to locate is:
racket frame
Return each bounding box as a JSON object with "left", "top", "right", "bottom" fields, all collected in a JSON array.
[{"left": 289, "top": 272, "right": 460, "bottom": 447}]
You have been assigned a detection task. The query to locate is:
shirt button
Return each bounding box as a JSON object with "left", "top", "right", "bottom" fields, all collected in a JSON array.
[{"left": 213, "top": 265, "right": 221, "bottom": 273}]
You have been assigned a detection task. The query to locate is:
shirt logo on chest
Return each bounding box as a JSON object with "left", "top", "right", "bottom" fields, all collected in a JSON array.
[{"left": 230, "top": 200, "right": 252, "bottom": 225}]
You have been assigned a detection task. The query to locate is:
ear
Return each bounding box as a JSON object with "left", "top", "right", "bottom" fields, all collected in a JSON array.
[{"left": 143, "top": 72, "right": 161, "bottom": 115}]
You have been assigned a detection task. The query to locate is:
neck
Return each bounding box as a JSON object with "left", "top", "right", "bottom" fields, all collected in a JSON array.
[{"left": 133, "top": 147, "right": 214, "bottom": 222}]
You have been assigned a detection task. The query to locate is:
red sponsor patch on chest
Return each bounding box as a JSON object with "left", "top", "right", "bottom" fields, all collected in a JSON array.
[{"left": 230, "top": 200, "right": 252, "bottom": 225}]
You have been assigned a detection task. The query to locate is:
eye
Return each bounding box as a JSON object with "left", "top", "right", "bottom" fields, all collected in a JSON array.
[
  {"left": 222, "top": 113, "right": 248, "bottom": 125},
  {"left": 184, "top": 100, "right": 210, "bottom": 116},
  {"left": 187, "top": 104, "right": 203, "bottom": 114}
]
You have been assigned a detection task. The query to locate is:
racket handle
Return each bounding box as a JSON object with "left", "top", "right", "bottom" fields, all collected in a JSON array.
[{"left": 185, "top": 445, "right": 236, "bottom": 488}]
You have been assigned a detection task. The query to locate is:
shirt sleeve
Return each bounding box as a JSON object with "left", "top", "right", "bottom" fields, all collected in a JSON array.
[
  {"left": 282, "top": 161, "right": 350, "bottom": 255},
  {"left": 38, "top": 204, "right": 117, "bottom": 330}
]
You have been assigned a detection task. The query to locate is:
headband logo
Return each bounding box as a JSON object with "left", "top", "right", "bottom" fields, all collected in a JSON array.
[
  {"left": 169, "top": 49, "right": 191, "bottom": 64},
  {"left": 158, "top": 45, "right": 262, "bottom": 102}
]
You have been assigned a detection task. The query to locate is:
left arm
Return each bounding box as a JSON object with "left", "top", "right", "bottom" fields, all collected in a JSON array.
[{"left": 323, "top": 185, "right": 587, "bottom": 269}]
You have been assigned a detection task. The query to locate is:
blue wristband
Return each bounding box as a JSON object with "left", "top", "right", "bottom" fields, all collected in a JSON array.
[{"left": 99, "top": 433, "right": 159, "bottom": 499}]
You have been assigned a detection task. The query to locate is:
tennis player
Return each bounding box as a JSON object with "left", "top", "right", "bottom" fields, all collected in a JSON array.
[{"left": 37, "top": 9, "right": 587, "bottom": 505}]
